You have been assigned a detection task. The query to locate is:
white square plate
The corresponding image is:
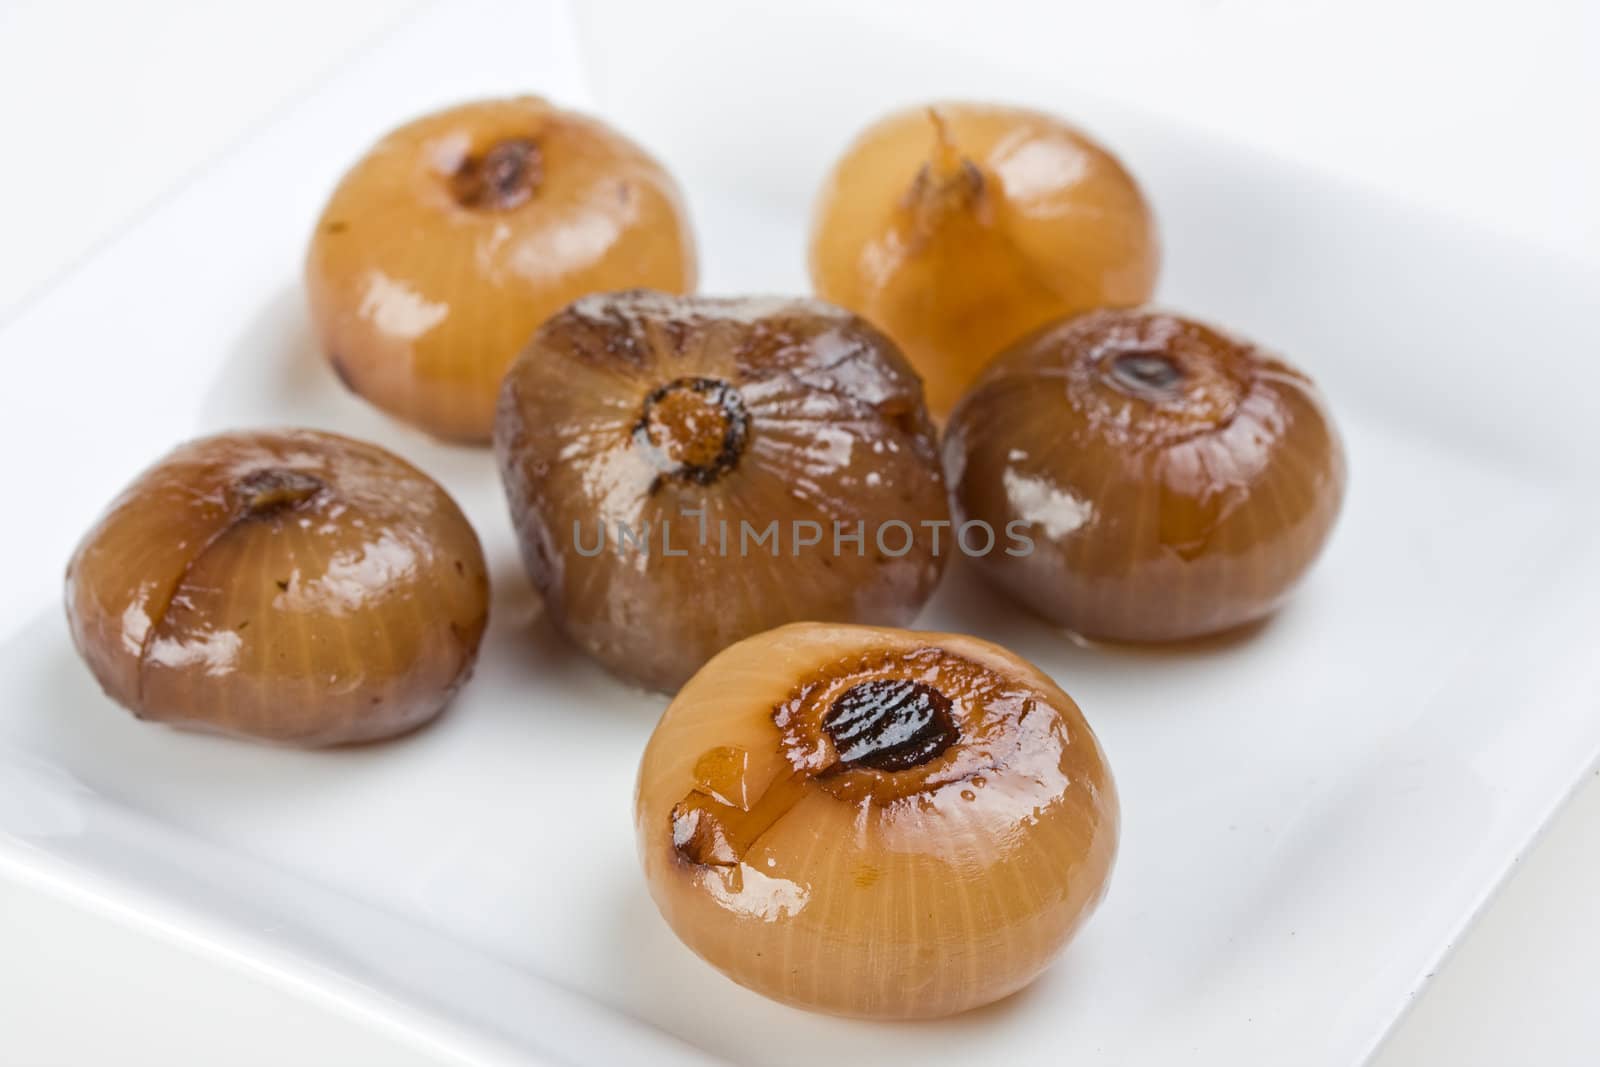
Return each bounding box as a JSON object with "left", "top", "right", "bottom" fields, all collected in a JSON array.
[{"left": 3, "top": 2, "right": 1599, "bottom": 1064}]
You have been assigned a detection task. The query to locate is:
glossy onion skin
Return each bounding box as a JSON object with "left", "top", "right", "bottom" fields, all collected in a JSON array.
[
  {"left": 65, "top": 430, "right": 490, "bottom": 746},
  {"left": 636, "top": 622, "right": 1118, "bottom": 1019},
  {"left": 808, "top": 101, "right": 1159, "bottom": 417},
  {"left": 306, "top": 96, "right": 697, "bottom": 443},
  {"left": 945, "top": 309, "right": 1346, "bottom": 642},
  {"left": 495, "top": 291, "right": 950, "bottom": 693}
]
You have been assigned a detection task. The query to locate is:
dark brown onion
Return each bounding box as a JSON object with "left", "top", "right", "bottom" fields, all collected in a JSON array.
[{"left": 494, "top": 291, "right": 950, "bottom": 691}]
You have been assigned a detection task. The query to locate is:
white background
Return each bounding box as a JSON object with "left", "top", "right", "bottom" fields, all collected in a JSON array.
[{"left": 1, "top": 0, "right": 1596, "bottom": 1063}]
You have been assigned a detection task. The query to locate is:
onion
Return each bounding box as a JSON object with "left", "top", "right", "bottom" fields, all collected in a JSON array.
[
  {"left": 944, "top": 308, "right": 1347, "bottom": 642},
  {"left": 65, "top": 429, "right": 489, "bottom": 746},
  {"left": 494, "top": 291, "right": 950, "bottom": 693},
  {"left": 635, "top": 622, "right": 1118, "bottom": 1018},
  {"left": 305, "top": 96, "right": 697, "bottom": 443},
  {"left": 809, "top": 101, "right": 1159, "bottom": 416}
]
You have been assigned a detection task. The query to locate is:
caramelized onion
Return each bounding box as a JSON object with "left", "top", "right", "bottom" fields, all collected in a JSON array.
[
  {"left": 636, "top": 622, "right": 1118, "bottom": 1018},
  {"left": 495, "top": 291, "right": 950, "bottom": 693},
  {"left": 945, "top": 308, "right": 1346, "bottom": 642},
  {"left": 64, "top": 429, "right": 490, "bottom": 746},
  {"left": 809, "top": 102, "right": 1159, "bottom": 416},
  {"left": 305, "top": 96, "right": 697, "bottom": 443}
]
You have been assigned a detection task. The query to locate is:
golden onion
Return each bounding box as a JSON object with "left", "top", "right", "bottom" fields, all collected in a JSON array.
[
  {"left": 809, "top": 101, "right": 1159, "bottom": 416},
  {"left": 305, "top": 96, "right": 697, "bottom": 443},
  {"left": 636, "top": 622, "right": 1118, "bottom": 1018}
]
